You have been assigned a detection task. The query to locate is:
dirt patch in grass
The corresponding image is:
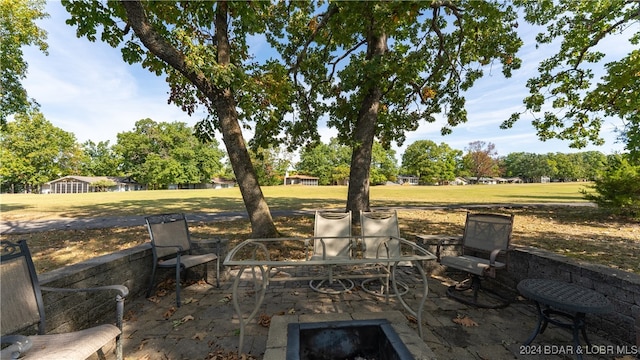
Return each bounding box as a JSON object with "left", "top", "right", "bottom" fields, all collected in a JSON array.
[{"left": 1, "top": 206, "right": 638, "bottom": 274}]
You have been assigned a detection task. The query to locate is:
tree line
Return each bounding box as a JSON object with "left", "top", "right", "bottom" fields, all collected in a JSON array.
[
  {"left": 0, "top": 113, "right": 611, "bottom": 193},
  {"left": 3, "top": 0, "right": 637, "bottom": 234}
]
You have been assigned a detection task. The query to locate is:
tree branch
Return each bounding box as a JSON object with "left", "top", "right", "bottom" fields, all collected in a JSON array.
[
  {"left": 290, "top": 3, "right": 339, "bottom": 75},
  {"left": 120, "top": 1, "right": 213, "bottom": 95}
]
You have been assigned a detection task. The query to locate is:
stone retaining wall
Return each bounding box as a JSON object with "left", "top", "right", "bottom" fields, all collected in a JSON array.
[
  {"left": 36, "top": 240, "right": 228, "bottom": 335},
  {"left": 418, "top": 236, "right": 639, "bottom": 348},
  {"left": 24, "top": 238, "right": 639, "bottom": 349}
]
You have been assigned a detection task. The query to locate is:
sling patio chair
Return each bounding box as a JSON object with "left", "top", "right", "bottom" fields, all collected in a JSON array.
[
  {"left": 359, "top": 210, "right": 410, "bottom": 298},
  {"left": 145, "top": 213, "right": 220, "bottom": 307},
  {"left": 437, "top": 212, "right": 515, "bottom": 308},
  {"left": 1, "top": 240, "right": 128, "bottom": 360},
  {"left": 307, "top": 210, "right": 355, "bottom": 294}
]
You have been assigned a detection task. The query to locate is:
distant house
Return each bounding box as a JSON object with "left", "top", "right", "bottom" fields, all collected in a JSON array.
[
  {"left": 212, "top": 177, "right": 236, "bottom": 189},
  {"left": 43, "top": 176, "right": 143, "bottom": 194},
  {"left": 397, "top": 175, "right": 419, "bottom": 185},
  {"left": 449, "top": 177, "right": 468, "bottom": 186},
  {"left": 466, "top": 177, "right": 498, "bottom": 185},
  {"left": 284, "top": 174, "right": 319, "bottom": 186}
]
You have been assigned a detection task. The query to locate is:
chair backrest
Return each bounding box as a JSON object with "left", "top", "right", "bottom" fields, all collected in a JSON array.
[
  {"left": 1, "top": 240, "right": 46, "bottom": 335},
  {"left": 312, "top": 211, "right": 352, "bottom": 259},
  {"left": 145, "top": 213, "right": 192, "bottom": 259},
  {"left": 462, "top": 213, "right": 514, "bottom": 254},
  {"left": 360, "top": 210, "right": 401, "bottom": 259}
]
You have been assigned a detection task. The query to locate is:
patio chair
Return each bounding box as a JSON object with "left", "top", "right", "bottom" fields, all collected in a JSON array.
[
  {"left": 1, "top": 240, "right": 128, "bottom": 360},
  {"left": 145, "top": 213, "right": 220, "bottom": 307},
  {"left": 437, "top": 212, "right": 514, "bottom": 308},
  {"left": 360, "top": 210, "right": 409, "bottom": 297},
  {"left": 308, "top": 211, "right": 355, "bottom": 294}
]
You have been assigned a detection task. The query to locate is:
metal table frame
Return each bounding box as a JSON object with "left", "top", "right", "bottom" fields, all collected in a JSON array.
[
  {"left": 517, "top": 278, "right": 612, "bottom": 360},
  {"left": 223, "top": 236, "right": 437, "bottom": 355}
]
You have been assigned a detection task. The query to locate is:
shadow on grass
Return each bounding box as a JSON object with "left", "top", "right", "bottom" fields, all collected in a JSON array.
[{"left": 2, "top": 205, "right": 637, "bottom": 275}]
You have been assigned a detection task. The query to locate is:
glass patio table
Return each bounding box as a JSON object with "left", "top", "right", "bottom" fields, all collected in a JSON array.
[{"left": 223, "top": 236, "right": 437, "bottom": 355}]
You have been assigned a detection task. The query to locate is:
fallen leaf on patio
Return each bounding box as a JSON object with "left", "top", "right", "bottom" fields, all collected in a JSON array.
[
  {"left": 163, "top": 306, "right": 176, "bottom": 319},
  {"left": 258, "top": 314, "right": 271, "bottom": 327},
  {"left": 406, "top": 315, "right": 417, "bottom": 324},
  {"left": 206, "top": 350, "right": 257, "bottom": 360},
  {"left": 147, "top": 296, "right": 160, "bottom": 304},
  {"left": 137, "top": 339, "right": 148, "bottom": 350},
  {"left": 276, "top": 311, "right": 285, "bottom": 316},
  {"left": 288, "top": 308, "right": 296, "bottom": 314},
  {"left": 292, "top": 291, "right": 299, "bottom": 296},
  {"left": 183, "top": 297, "right": 196, "bottom": 304},
  {"left": 452, "top": 315, "right": 478, "bottom": 327},
  {"left": 181, "top": 314, "right": 195, "bottom": 323},
  {"left": 197, "top": 279, "right": 207, "bottom": 285},
  {"left": 193, "top": 332, "right": 207, "bottom": 340},
  {"left": 124, "top": 310, "right": 138, "bottom": 322},
  {"left": 156, "top": 289, "right": 168, "bottom": 297},
  {"left": 219, "top": 295, "right": 232, "bottom": 303}
]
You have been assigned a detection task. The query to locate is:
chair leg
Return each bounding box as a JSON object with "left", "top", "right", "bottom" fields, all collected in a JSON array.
[
  {"left": 97, "top": 349, "right": 106, "bottom": 360},
  {"left": 175, "top": 264, "right": 182, "bottom": 307},
  {"left": 446, "top": 275, "right": 511, "bottom": 309},
  {"left": 216, "top": 257, "right": 220, "bottom": 288},
  {"left": 146, "top": 264, "right": 158, "bottom": 298}
]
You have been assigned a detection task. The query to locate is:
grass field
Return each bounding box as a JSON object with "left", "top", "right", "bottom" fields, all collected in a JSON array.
[
  {"left": 0, "top": 182, "right": 592, "bottom": 221},
  {"left": 1, "top": 183, "right": 638, "bottom": 275}
]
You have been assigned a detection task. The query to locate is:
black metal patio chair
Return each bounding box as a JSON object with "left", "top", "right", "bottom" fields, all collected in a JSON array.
[
  {"left": 437, "top": 212, "right": 515, "bottom": 308},
  {"left": 145, "top": 213, "right": 220, "bottom": 307},
  {"left": 1, "top": 240, "right": 128, "bottom": 360}
]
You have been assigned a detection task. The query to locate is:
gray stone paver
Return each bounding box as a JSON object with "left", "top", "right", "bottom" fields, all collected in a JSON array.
[{"left": 100, "top": 269, "right": 621, "bottom": 360}]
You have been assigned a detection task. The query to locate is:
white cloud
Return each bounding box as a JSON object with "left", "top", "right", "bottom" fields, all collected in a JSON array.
[{"left": 22, "top": 2, "right": 196, "bottom": 144}]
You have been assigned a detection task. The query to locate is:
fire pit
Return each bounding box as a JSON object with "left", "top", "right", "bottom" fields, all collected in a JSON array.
[{"left": 286, "top": 319, "right": 414, "bottom": 360}]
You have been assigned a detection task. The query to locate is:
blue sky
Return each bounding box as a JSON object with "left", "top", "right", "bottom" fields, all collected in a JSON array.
[{"left": 21, "top": 1, "right": 632, "bottom": 160}]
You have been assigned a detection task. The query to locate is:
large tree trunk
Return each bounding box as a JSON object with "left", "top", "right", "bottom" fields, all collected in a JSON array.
[
  {"left": 214, "top": 3, "right": 278, "bottom": 238},
  {"left": 346, "top": 30, "right": 387, "bottom": 219},
  {"left": 122, "top": 0, "right": 278, "bottom": 238}
]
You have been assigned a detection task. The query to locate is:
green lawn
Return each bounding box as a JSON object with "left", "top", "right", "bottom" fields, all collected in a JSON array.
[
  {"left": 2, "top": 182, "right": 638, "bottom": 274},
  {"left": 0, "top": 182, "right": 592, "bottom": 221}
]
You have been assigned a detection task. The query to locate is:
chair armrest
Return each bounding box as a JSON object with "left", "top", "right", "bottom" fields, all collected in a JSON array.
[
  {"left": 154, "top": 244, "right": 185, "bottom": 252},
  {"left": 40, "top": 285, "right": 129, "bottom": 298},
  {"left": 41, "top": 285, "right": 129, "bottom": 330},
  {"left": 192, "top": 237, "right": 222, "bottom": 243},
  {"left": 435, "top": 236, "right": 463, "bottom": 262},
  {"left": 1, "top": 335, "right": 32, "bottom": 359}
]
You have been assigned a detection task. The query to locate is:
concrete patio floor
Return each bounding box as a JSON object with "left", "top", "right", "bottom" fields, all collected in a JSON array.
[{"left": 112, "top": 268, "right": 620, "bottom": 360}]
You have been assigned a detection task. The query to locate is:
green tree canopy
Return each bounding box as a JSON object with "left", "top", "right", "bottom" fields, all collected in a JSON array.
[
  {"left": 582, "top": 153, "right": 640, "bottom": 218},
  {"left": 370, "top": 142, "right": 398, "bottom": 185},
  {"left": 506, "top": 0, "right": 640, "bottom": 158},
  {"left": 296, "top": 138, "right": 397, "bottom": 185},
  {"left": 113, "top": 119, "right": 224, "bottom": 189},
  {"left": 502, "top": 151, "right": 607, "bottom": 182},
  {"left": 296, "top": 139, "right": 352, "bottom": 185},
  {"left": 0, "top": 0, "right": 49, "bottom": 124},
  {"left": 268, "top": 1, "right": 523, "bottom": 213},
  {"left": 82, "top": 140, "right": 121, "bottom": 176},
  {"left": 250, "top": 146, "right": 293, "bottom": 186},
  {"left": 401, "top": 140, "right": 461, "bottom": 185},
  {"left": 0, "top": 109, "right": 83, "bottom": 192}
]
